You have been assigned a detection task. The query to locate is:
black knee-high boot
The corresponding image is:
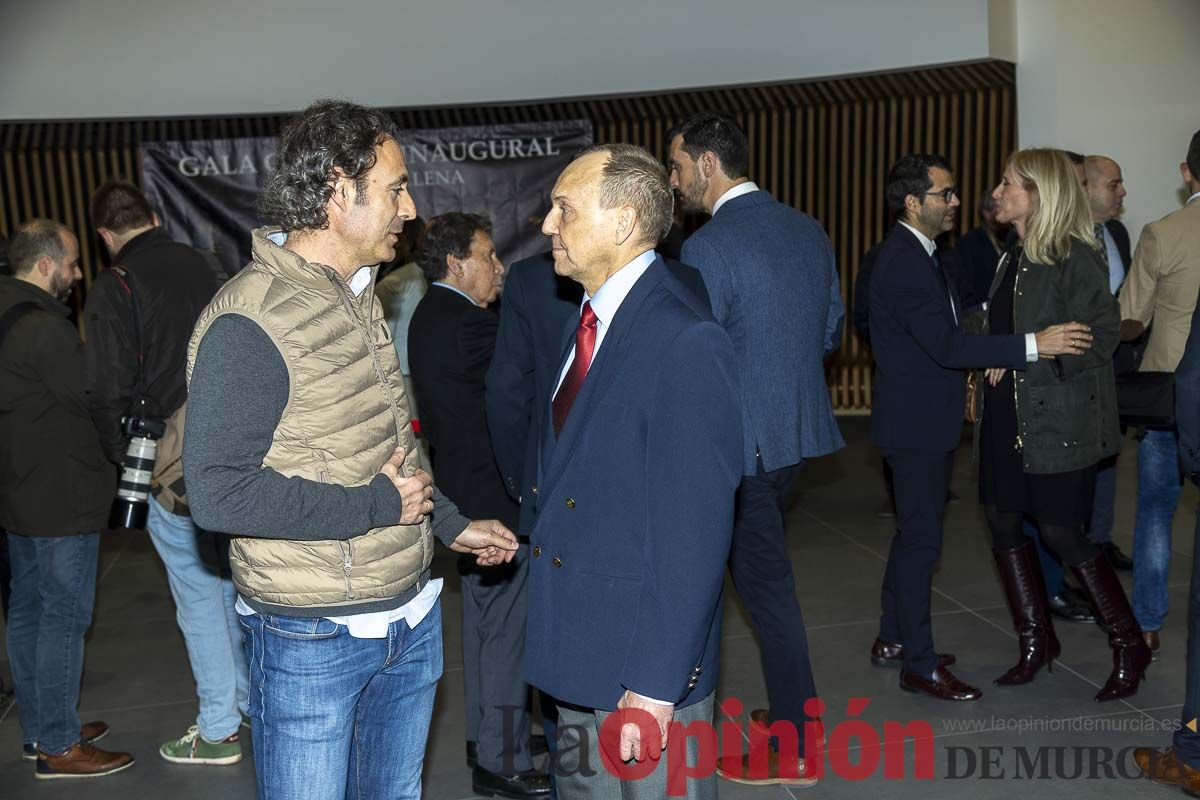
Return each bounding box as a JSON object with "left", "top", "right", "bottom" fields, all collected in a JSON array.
[
  {"left": 1070, "top": 553, "right": 1152, "bottom": 701},
  {"left": 993, "top": 541, "right": 1061, "bottom": 685}
]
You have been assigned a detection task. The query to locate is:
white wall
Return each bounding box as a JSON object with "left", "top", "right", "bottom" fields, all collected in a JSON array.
[
  {"left": 0, "top": 0, "right": 990, "bottom": 121},
  {"left": 1009, "top": 0, "right": 1200, "bottom": 246}
]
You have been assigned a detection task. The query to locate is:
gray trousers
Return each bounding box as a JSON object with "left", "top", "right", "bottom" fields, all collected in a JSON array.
[
  {"left": 554, "top": 693, "right": 717, "bottom": 800},
  {"left": 462, "top": 543, "right": 532, "bottom": 773}
]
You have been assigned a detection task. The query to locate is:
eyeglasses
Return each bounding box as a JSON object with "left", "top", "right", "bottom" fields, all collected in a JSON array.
[{"left": 924, "top": 188, "right": 958, "bottom": 203}]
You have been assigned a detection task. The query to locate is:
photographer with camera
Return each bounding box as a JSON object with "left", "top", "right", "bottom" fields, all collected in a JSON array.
[
  {"left": 0, "top": 219, "right": 133, "bottom": 779},
  {"left": 81, "top": 181, "right": 246, "bottom": 766}
]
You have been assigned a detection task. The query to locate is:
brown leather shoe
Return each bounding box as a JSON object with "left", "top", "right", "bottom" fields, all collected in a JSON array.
[
  {"left": 717, "top": 748, "right": 818, "bottom": 787},
  {"left": 899, "top": 666, "right": 982, "bottom": 701},
  {"left": 1144, "top": 631, "right": 1161, "bottom": 662},
  {"left": 36, "top": 741, "right": 134, "bottom": 780},
  {"left": 747, "top": 709, "right": 826, "bottom": 750},
  {"left": 870, "top": 638, "right": 956, "bottom": 669},
  {"left": 1133, "top": 746, "right": 1200, "bottom": 792},
  {"left": 23, "top": 720, "right": 110, "bottom": 762}
]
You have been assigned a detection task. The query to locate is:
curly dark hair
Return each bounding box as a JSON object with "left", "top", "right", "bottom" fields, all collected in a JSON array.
[
  {"left": 415, "top": 212, "right": 491, "bottom": 282},
  {"left": 259, "top": 99, "right": 397, "bottom": 232}
]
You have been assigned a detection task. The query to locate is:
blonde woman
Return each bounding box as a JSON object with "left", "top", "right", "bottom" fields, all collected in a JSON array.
[{"left": 977, "top": 148, "right": 1150, "bottom": 700}]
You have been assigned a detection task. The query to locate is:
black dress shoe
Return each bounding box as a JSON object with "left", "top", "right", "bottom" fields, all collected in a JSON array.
[
  {"left": 473, "top": 766, "right": 552, "bottom": 798},
  {"left": 899, "top": 666, "right": 982, "bottom": 701},
  {"left": 468, "top": 736, "right": 549, "bottom": 768},
  {"left": 869, "top": 638, "right": 956, "bottom": 668},
  {"left": 1101, "top": 541, "right": 1134, "bottom": 571},
  {"left": 1048, "top": 591, "right": 1096, "bottom": 624}
]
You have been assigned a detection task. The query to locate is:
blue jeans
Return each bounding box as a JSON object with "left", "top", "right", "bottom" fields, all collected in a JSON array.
[
  {"left": 6, "top": 531, "right": 100, "bottom": 754},
  {"left": 240, "top": 599, "right": 443, "bottom": 800},
  {"left": 1133, "top": 429, "right": 1183, "bottom": 632},
  {"left": 1175, "top": 503, "right": 1200, "bottom": 769},
  {"left": 146, "top": 498, "right": 247, "bottom": 741}
]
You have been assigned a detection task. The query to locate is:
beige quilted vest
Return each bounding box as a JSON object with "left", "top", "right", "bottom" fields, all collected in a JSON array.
[{"left": 186, "top": 227, "right": 431, "bottom": 609}]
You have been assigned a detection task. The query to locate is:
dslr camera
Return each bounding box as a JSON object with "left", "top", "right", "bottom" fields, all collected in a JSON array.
[{"left": 110, "top": 405, "right": 167, "bottom": 530}]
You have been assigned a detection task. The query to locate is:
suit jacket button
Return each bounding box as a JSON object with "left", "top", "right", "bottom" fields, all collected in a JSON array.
[
  {"left": 533, "top": 546, "right": 541, "bottom": 558},
  {"left": 531, "top": 485, "right": 538, "bottom": 494},
  {"left": 565, "top": 498, "right": 575, "bottom": 508},
  {"left": 552, "top": 557, "right": 563, "bottom": 568}
]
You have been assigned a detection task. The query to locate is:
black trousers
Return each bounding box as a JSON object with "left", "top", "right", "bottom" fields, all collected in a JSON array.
[
  {"left": 879, "top": 449, "right": 954, "bottom": 676},
  {"left": 728, "top": 457, "right": 816, "bottom": 745}
]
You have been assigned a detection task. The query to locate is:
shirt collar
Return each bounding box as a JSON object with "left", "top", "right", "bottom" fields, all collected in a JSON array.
[
  {"left": 899, "top": 221, "right": 937, "bottom": 257},
  {"left": 268, "top": 230, "right": 373, "bottom": 297},
  {"left": 712, "top": 181, "right": 759, "bottom": 216},
  {"left": 584, "top": 249, "right": 657, "bottom": 328},
  {"left": 431, "top": 280, "right": 478, "bottom": 306},
  {"left": 1188, "top": 191, "right": 1200, "bottom": 205}
]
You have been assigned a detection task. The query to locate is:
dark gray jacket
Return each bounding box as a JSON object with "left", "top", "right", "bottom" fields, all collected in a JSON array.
[{"left": 975, "top": 239, "right": 1121, "bottom": 473}]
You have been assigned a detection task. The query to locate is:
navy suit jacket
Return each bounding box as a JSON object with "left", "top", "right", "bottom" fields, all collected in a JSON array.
[
  {"left": 522, "top": 256, "right": 741, "bottom": 711},
  {"left": 485, "top": 251, "right": 709, "bottom": 535},
  {"left": 868, "top": 225, "right": 1029, "bottom": 452},
  {"left": 681, "top": 189, "right": 844, "bottom": 473}
]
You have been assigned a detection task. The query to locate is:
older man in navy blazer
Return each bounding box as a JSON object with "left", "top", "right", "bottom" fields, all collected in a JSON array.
[
  {"left": 868, "top": 154, "right": 1092, "bottom": 702},
  {"left": 524, "top": 144, "right": 741, "bottom": 800},
  {"left": 668, "top": 113, "right": 842, "bottom": 786}
]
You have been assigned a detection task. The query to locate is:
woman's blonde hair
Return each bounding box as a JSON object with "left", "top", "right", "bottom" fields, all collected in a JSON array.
[{"left": 1007, "top": 147, "right": 1098, "bottom": 265}]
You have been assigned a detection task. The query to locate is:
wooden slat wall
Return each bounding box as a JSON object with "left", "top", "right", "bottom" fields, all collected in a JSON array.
[{"left": 0, "top": 59, "right": 1015, "bottom": 410}]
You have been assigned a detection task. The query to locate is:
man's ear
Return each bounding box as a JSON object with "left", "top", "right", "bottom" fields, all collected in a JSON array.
[
  {"left": 98, "top": 228, "right": 115, "bottom": 253},
  {"left": 613, "top": 207, "right": 637, "bottom": 246},
  {"left": 1182, "top": 161, "right": 1194, "bottom": 186},
  {"left": 699, "top": 151, "right": 718, "bottom": 179},
  {"left": 328, "top": 171, "right": 351, "bottom": 216},
  {"left": 36, "top": 255, "right": 54, "bottom": 277},
  {"left": 445, "top": 252, "right": 462, "bottom": 278}
]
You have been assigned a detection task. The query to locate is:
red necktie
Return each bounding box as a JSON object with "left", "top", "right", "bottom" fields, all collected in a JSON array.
[{"left": 552, "top": 301, "right": 598, "bottom": 436}]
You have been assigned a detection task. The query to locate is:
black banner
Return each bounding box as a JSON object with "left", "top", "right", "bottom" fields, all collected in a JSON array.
[{"left": 139, "top": 119, "right": 593, "bottom": 275}]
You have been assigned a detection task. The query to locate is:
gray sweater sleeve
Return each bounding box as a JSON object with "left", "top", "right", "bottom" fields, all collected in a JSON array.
[{"left": 184, "top": 314, "right": 468, "bottom": 543}]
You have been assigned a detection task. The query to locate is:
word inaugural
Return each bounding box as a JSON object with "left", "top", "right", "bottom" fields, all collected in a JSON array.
[{"left": 176, "top": 137, "right": 564, "bottom": 178}]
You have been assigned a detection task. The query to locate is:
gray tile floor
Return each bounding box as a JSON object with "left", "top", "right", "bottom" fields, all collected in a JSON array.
[{"left": 1, "top": 417, "right": 1193, "bottom": 798}]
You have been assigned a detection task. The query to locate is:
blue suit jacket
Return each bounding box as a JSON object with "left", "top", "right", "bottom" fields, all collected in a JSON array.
[
  {"left": 522, "top": 257, "right": 742, "bottom": 711},
  {"left": 868, "top": 225, "right": 1029, "bottom": 452},
  {"left": 485, "top": 251, "right": 709, "bottom": 535},
  {"left": 681, "top": 189, "right": 845, "bottom": 473}
]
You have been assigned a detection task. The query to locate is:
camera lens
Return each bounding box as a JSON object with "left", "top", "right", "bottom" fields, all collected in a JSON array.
[{"left": 110, "top": 434, "right": 157, "bottom": 529}]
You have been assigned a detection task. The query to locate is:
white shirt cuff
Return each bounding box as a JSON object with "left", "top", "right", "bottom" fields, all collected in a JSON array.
[
  {"left": 1025, "top": 333, "right": 1038, "bottom": 363},
  {"left": 629, "top": 691, "right": 673, "bottom": 706}
]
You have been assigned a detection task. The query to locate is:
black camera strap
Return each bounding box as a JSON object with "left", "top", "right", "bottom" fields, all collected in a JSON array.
[{"left": 109, "top": 264, "right": 149, "bottom": 411}]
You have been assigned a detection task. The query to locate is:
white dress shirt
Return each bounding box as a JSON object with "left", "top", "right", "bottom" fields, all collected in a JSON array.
[
  {"left": 899, "top": 222, "right": 1037, "bottom": 362},
  {"left": 711, "top": 181, "right": 759, "bottom": 216},
  {"left": 235, "top": 257, "right": 443, "bottom": 638},
  {"left": 431, "top": 280, "right": 478, "bottom": 306}
]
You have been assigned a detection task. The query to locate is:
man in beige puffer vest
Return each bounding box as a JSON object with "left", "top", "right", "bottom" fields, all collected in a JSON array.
[{"left": 182, "top": 100, "right": 518, "bottom": 800}]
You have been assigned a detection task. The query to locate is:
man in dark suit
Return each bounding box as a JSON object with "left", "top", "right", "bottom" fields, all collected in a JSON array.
[
  {"left": 487, "top": 251, "right": 709, "bottom": 538},
  {"left": 869, "top": 154, "right": 1094, "bottom": 701},
  {"left": 407, "top": 213, "right": 549, "bottom": 800},
  {"left": 523, "top": 144, "right": 741, "bottom": 800},
  {"left": 667, "top": 112, "right": 842, "bottom": 785}
]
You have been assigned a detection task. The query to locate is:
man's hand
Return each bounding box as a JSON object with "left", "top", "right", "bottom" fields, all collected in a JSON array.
[
  {"left": 450, "top": 519, "right": 519, "bottom": 566},
  {"left": 378, "top": 447, "right": 433, "bottom": 525},
  {"left": 1034, "top": 322, "right": 1093, "bottom": 358},
  {"left": 615, "top": 690, "right": 674, "bottom": 763}
]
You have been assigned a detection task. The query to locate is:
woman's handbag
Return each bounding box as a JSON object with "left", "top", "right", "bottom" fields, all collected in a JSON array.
[
  {"left": 1116, "top": 371, "right": 1175, "bottom": 428},
  {"left": 965, "top": 371, "right": 979, "bottom": 424}
]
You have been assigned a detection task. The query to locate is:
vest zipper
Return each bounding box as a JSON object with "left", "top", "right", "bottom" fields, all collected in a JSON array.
[{"left": 328, "top": 273, "right": 407, "bottom": 472}]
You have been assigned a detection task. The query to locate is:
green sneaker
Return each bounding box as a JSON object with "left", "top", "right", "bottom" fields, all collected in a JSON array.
[{"left": 158, "top": 726, "right": 242, "bottom": 765}]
